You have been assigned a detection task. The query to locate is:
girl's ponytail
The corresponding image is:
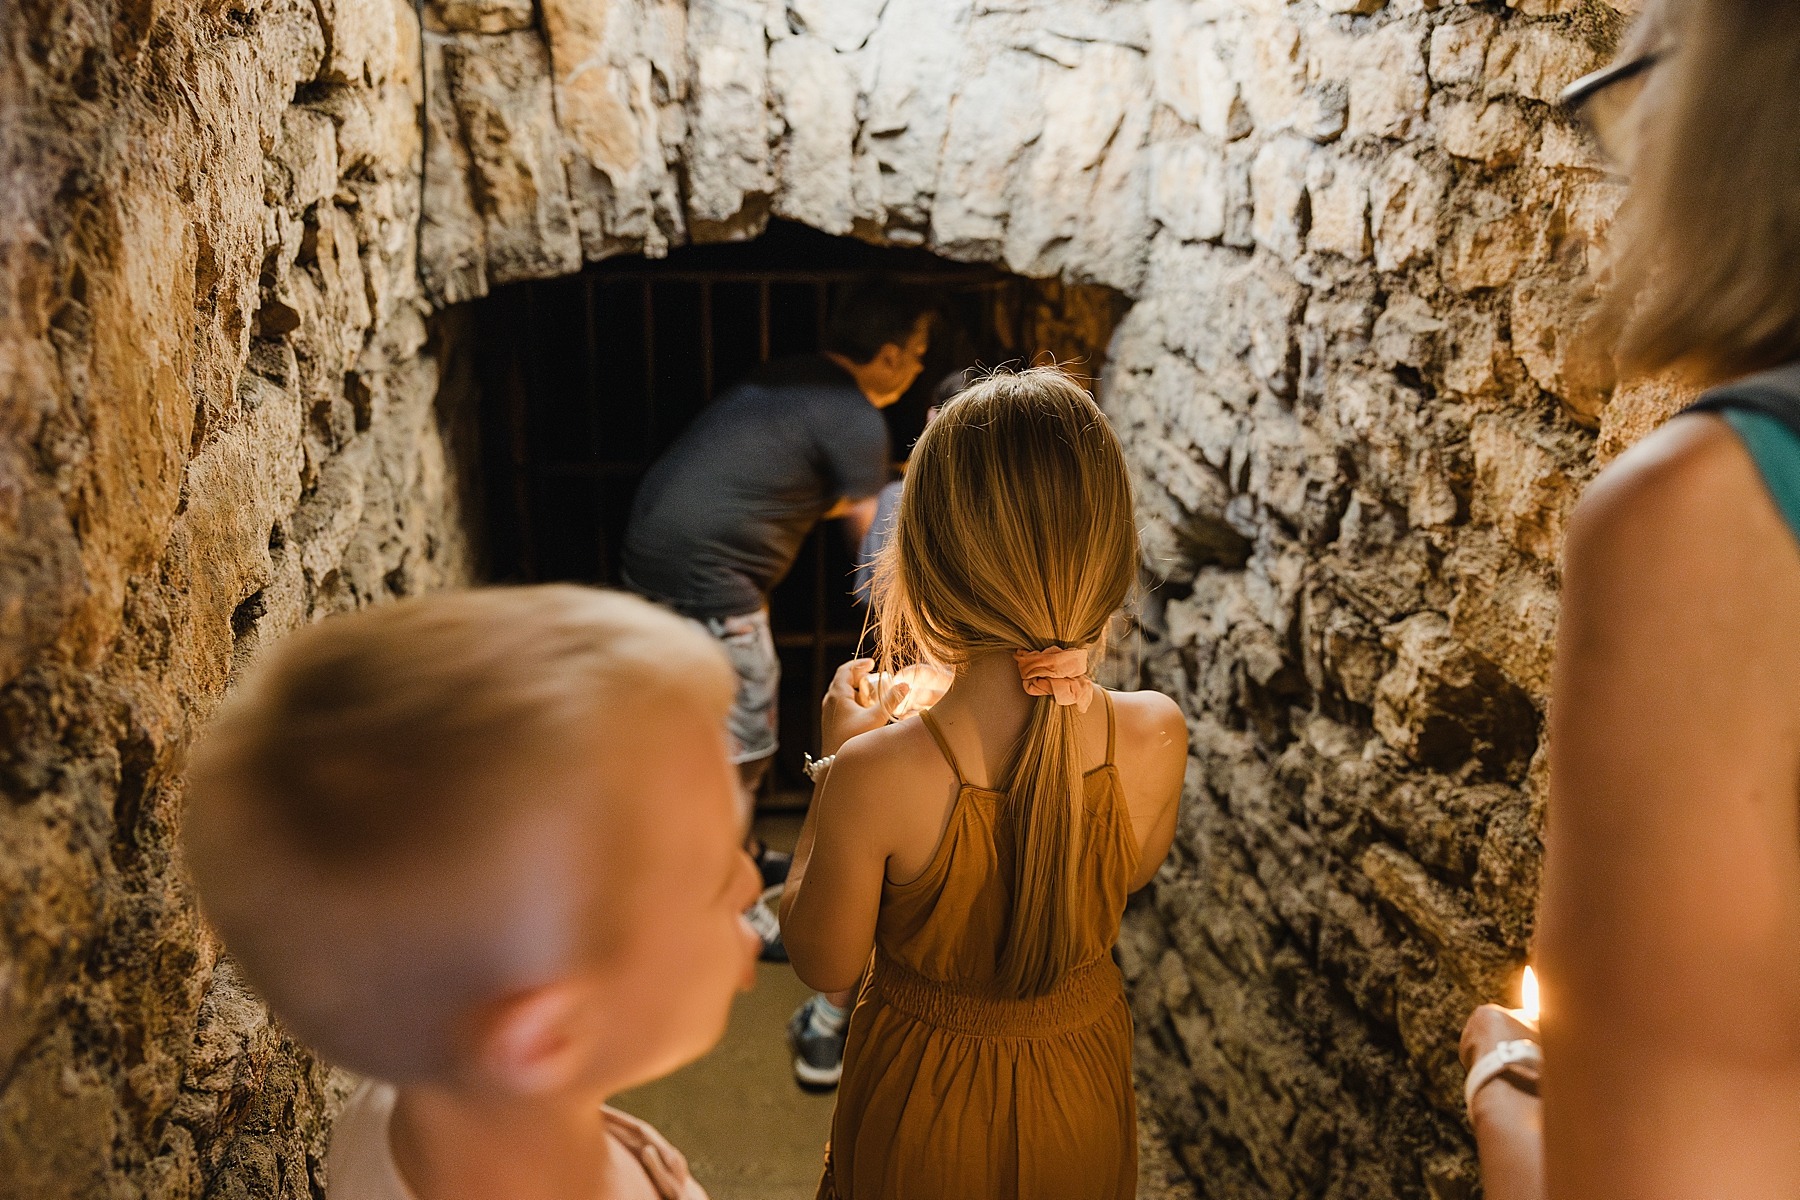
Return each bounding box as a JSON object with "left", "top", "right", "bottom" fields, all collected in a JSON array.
[{"left": 996, "top": 690, "right": 1086, "bottom": 997}]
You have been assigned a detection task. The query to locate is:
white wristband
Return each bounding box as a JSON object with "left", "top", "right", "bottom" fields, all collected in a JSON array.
[{"left": 1463, "top": 1039, "right": 1542, "bottom": 1110}]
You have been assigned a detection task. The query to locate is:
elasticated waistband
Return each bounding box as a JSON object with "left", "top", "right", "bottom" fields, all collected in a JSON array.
[{"left": 867, "top": 948, "right": 1123, "bottom": 1038}]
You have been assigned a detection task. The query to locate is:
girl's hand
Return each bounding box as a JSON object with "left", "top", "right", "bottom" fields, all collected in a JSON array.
[{"left": 823, "top": 659, "right": 903, "bottom": 756}]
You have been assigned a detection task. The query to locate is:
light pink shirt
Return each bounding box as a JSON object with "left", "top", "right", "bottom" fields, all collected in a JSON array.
[{"left": 326, "top": 1081, "right": 709, "bottom": 1200}]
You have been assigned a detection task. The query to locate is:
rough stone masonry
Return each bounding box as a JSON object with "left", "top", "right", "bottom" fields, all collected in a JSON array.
[{"left": 1, "top": 0, "right": 1698, "bottom": 1195}]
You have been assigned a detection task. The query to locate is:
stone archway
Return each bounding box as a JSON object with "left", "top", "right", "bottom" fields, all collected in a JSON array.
[{"left": 1, "top": 0, "right": 1653, "bottom": 1194}]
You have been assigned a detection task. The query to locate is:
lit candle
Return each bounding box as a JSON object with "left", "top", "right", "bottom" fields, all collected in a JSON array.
[{"left": 1520, "top": 965, "right": 1540, "bottom": 1024}]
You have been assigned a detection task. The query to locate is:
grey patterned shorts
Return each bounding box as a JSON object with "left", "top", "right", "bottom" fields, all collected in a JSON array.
[{"left": 702, "top": 608, "right": 779, "bottom": 765}]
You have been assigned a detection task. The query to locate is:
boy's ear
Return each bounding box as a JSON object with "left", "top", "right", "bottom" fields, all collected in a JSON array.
[{"left": 469, "top": 982, "right": 591, "bottom": 1095}]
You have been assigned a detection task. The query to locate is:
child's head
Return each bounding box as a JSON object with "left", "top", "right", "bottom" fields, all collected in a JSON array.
[
  {"left": 876, "top": 365, "right": 1136, "bottom": 669},
  {"left": 872, "top": 366, "right": 1137, "bottom": 998},
  {"left": 183, "top": 585, "right": 761, "bottom": 1098}
]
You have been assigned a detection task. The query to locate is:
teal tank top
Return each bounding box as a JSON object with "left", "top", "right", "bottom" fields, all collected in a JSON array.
[
  {"left": 1685, "top": 362, "right": 1800, "bottom": 544},
  {"left": 1723, "top": 410, "right": 1800, "bottom": 543}
]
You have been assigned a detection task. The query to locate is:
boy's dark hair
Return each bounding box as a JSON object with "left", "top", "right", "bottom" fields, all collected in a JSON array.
[{"left": 823, "top": 277, "right": 936, "bottom": 364}]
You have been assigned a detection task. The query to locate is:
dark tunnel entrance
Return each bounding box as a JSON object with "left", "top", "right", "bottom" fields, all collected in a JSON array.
[{"left": 467, "top": 222, "right": 1128, "bottom": 801}]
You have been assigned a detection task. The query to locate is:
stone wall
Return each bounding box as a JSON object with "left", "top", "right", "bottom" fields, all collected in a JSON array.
[
  {"left": 0, "top": 0, "right": 477, "bottom": 1193},
  {"left": 420, "top": 1, "right": 1661, "bottom": 1195},
  {"left": 2, "top": 0, "right": 1688, "bottom": 1194}
]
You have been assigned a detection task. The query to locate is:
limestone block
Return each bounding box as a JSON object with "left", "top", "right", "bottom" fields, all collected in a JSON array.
[
  {"left": 539, "top": 0, "right": 689, "bottom": 255},
  {"left": 269, "top": 106, "right": 340, "bottom": 212},
  {"left": 318, "top": 0, "right": 400, "bottom": 86},
  {"left": 1072, "top": 89, "right": 1154, "bottom": 292},
  {"left": 1293, "top": 80, "right": 1350, "bottom": 144},
  {"left": 1536, "top": 119, "right": 1607, "bottom": 172},
  {"left": 770, "top": 35, "right": 858, "bottom": 236},
  {"left": 439, "top": 32, "right": 583, "bottom": 284},
  {"left": 1305, "top": 152, "right": 1370, "bottom": 262},
  {"left": 1511, "top": 273, "right": 1613, "bottom": 422},
  {"left": 1408, "top": 447, "right": 1461, "bottom": 530},
  {"left": 1240, "top": 258, "right": 1307, "bottom": 397},
  {"left": 1428, "top": 15, "right": 1498, "bottom": 86},
  {"left": 1245, "top": 396, "right": 1333, "bottom": 529},
  {"left": 1372, "top": 292, "right": 1445, "bottom": 369},
  {"left": 1150, "top": 11, "right": 1251, "bottom": 140},
  {"left": 1449, "top": 554, "right": 1561, "bottom": 700},
  {"left": 1373, "top": 612, "right": 1538, "bottom": 779},
  {"left": 1443, "top": 307, "right": 1501, "bottom": 396},
  {"left": 861, "top": 0, "right": 971, "bottom": 229},
  {"left": 1317, "top": 603, "right": 1389, "bottom": 705},
  {"left": 1471, "top": 412, "right": 1582, "bottom": 563},
  {"left": 787, "top": 0, "right": 884, "bottom": 52},
  {"left": 1004, "top": 43, "right": 1152, "bottom": 290},
  {"left": 1347, "top": 22, "right": 1430, "bottom": 142},
  {"left": 1442, "top": 189, "right": 1535, "bottom": 292},
  {"left": 1150, "top": 137, "right": 1229, "bottom": 244},
  {"left": 1434, "top": 96, "right": 1529, "bottom": 168},
  {"left": 685, "top": 0, "right": 774, "bottom": 233},
  {"left": 1370, "top": 150, "right": 1446, "bottom": 271},
  {"left": 425, "top": 0, "right": 535, "bottom": 33},
  {"left": 931, "top": 45, "right": 1050, "bottom": 257},
  {"left": 1595, "top": 372, "right": 1699, "bottom": 466},
  {"left": 420, "top": 33, "right": 489, "bottom": 305},
  {"left": 1250, "top": 136, "right": 1312, "bottom": 261},
  {"left": 1485, "top": 25, "right": 1599, "bottom": 105},
  {"left": 1241, "top": 17, "right": 1306, "bottom": 132}
]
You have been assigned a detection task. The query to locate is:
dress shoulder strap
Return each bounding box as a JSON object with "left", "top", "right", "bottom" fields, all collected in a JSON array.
[
  {"left": 917, "top": 710, "right": 966, "bottom": 786},
  {"left": 1102, "top": 689, "right": 1117, "bottom": 768}
]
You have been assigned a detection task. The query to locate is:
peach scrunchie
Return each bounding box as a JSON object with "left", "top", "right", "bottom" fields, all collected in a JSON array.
[{"left": 1013, "top": 647, "right": 1095, "bottom": 712}]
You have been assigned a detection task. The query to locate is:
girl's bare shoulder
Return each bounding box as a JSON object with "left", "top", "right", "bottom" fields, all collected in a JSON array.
[
  {"left": 1107, "top": 689, "right": 1188, "bottom": 811},
  {"left": 1108, "top": 689, "right": 1188, "bottom": 763},
  {"left": 830, "top": 714, "right": 958, "bottom": 805}
]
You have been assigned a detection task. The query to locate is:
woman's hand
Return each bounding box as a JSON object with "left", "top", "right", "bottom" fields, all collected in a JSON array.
[
  {"left": 1461, "top": 1003, "right": 1540, "bottom": 1071},
  {"left": 822, "top": 659, "right": 903, "bottom": 756}
]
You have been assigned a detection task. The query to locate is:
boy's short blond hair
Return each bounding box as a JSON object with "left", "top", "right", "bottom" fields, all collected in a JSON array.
[{"left": 183, "top": 585, "right": 734, "bottom": 1081}]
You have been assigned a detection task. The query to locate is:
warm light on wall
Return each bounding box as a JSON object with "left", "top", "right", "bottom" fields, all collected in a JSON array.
[{"left": 1520, "top": 965, "right": 1540, "bottom": 1024}]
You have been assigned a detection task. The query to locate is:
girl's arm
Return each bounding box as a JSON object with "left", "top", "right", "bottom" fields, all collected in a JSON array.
[
  {"left": 1540, "top": 415, "right": 1800, "bottom": 1200},
  {"left": 779, "top": 660, "right": 900, "bottom": 993},
  {"left": 1114, "top": 690, "right": 1189, "bottom": 892}
]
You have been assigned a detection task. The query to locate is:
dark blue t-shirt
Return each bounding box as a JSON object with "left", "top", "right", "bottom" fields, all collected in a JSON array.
[{"left": 622, "top": 354, "right": 892, "bottom": 617}]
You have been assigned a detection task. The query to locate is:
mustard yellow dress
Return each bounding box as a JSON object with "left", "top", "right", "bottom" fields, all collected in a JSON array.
[{"left": 819, "top": 692, "right": 1138, "bottom": 1200}]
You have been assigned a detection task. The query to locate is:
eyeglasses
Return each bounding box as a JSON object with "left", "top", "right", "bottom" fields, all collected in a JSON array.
[{"left": 1559, "top": 51, "right": 1663, "bottom": 168}]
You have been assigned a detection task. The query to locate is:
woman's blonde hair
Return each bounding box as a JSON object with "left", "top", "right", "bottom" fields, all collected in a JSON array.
[
  {"left": 871, "top": 366, "right": 1138, "bottom": 998},
  {"left": 1598, "top": 0, "right": 1800, "bottom": 382}
]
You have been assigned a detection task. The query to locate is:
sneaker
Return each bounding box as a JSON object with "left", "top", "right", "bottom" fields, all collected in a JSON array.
[
  {"left": 787, "top": 994, "right": 848, "bottom": 1092},
  {"left": 745, "top": 884, "right": 787, "bottom": 963},
  {"left": 751, "top": 839, "right": 792, "bottom": 889}
]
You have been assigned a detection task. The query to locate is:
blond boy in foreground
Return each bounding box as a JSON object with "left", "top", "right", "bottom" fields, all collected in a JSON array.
[{"left": 183, "top": 586, "right": 763, "bottom": 1200}]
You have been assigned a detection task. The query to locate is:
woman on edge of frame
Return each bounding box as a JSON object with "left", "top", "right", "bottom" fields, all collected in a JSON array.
[{"left": 1461, "top": 4, "right": 1800, "bottom": 1198}]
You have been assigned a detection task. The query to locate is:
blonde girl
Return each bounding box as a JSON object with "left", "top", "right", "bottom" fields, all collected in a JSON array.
[{"left": 778, "top": 367, "right": 1187, "bottom": 1199}]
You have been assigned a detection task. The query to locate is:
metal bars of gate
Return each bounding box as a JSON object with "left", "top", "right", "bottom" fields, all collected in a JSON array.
[{"left": 520, "top": 264, "right": 1011, "bottom": 774}]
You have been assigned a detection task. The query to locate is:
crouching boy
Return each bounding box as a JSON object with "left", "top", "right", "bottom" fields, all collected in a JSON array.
[{"left": 183, "top": 586, "right": 763, "bottom": 1200}]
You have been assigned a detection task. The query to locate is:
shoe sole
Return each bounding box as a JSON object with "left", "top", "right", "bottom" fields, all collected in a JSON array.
[
  {"left": 793, "top": 1055, "right": 842, "bottom": 1092},
  {"left": 755, "top": 884, "right": 788, "bottom": 963}
]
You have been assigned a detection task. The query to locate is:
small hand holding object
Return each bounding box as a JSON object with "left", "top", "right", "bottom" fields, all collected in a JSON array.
[
  {"left": 1460, "top": 968, "right": 1542, "bottom": 1117},
  {"left": 823, "top": 659, "right": 902, "bottom": 757}
]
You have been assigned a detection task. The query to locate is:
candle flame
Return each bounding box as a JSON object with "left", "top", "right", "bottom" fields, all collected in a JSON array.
[{"left": 1520, "top": 965, "right": 1540, "bottom": 1024}]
